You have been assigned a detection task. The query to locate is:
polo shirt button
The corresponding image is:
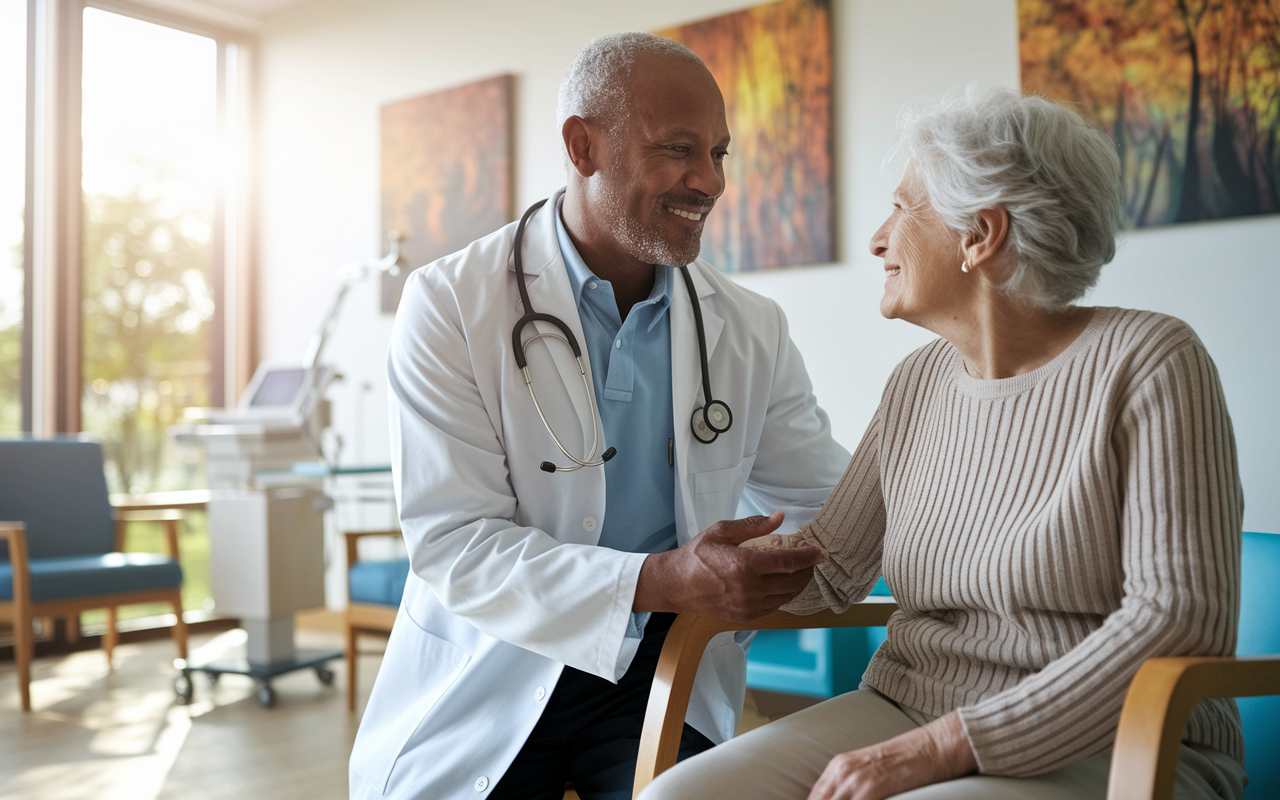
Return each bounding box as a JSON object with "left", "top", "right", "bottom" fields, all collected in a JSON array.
[
  {"left": 615, "top": 339, "right": 621, "bottom": 348},
  {"left": 583, "top": 517, "right": 597, "bottom": 531},
  {"left": 588, "top": 281, "right": 597, "bottom": 290},
  {"left": 535, "top": 686, "right": 546, "bottom": 701},
  {"left": 475, "top": 776, "right": 489, "bottom": 792}
]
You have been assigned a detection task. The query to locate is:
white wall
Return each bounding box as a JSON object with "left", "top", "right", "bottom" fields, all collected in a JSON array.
[{"left": 256, "top": 0, "right": 1280, "bottom": 537}]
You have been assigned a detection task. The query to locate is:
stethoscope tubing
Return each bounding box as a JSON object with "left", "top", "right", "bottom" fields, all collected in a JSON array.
[{"left": 510, "top": 197, "right": 731, "bottom": 471}]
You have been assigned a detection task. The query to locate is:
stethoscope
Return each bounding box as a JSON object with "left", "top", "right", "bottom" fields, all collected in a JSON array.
[{"left": 512, "top": 199, "right": 733, "bottom": 474}]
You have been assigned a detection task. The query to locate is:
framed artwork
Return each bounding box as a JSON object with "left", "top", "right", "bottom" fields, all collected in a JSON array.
[
  {"left": 1019, "top": 0, "right": 1280, "bottom": 228},
  {"left": 380, "top": 74, "right": 514, "bottom": 311},
  {"left": 657, "top": 0, "right": 834, "bottom": 271}
]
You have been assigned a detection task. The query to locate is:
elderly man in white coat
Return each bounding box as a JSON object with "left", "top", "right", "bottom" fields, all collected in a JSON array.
[{"left": 349, "top": 32, "right": 850, "bottom": 800}]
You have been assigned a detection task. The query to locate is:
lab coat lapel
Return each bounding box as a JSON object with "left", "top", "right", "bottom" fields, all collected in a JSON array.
[
  {"left": 508, "top": 190, "right": 600, "bottom": 455},
  {"left": 671, "top": 261, "right": 722, "bottom": 542}
]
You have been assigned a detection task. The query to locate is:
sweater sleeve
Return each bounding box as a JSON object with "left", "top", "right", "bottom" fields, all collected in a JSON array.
[
  {"left": 782, "top": 399, "right": 888, "bottom": 614},
  {"left": 955, "top": 340, "right": 1243, "bottom": 776}
]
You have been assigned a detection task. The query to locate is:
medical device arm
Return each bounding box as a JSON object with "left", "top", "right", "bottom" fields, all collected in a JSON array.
[{"left": 303, "top": 231, "right": 404, "bottom": 370}]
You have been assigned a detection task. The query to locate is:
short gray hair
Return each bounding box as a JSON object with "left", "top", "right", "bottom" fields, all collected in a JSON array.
[
  {"left": 556, "top": 32, "right": 705, "bottom": 133},
  {"left": 891, "top": 85, "right": 1123, "bottom": 310}
]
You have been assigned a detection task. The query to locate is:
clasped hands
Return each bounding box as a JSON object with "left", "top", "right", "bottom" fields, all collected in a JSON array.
[
  {"left": 632, "top": 511, "right": 824, "bottom": 622},
  {"left": 633, "top": 512, "right": 978, "bottom": 800}
]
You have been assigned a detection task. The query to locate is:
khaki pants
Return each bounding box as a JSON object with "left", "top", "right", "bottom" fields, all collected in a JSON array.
[{"left": 639, "top": 689, "right": 1246, "bottom": 800}]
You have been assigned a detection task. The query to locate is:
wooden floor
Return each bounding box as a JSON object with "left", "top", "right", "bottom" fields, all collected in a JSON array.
[{"left": 0, "top": 623, "right": 810, "bottom": 800}]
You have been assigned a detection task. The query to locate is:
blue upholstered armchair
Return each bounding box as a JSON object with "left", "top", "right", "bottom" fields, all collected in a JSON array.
[
  {"left": 343, "top": 529, "right": 409, "bottom": 711},
  {"left": 0, "top": 440, "right": 188, "bottom": 711}
]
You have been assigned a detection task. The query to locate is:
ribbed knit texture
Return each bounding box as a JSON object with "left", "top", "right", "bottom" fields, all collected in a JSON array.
[{"left": 785, "top": 307, "right": 1244, "bottom": 776}]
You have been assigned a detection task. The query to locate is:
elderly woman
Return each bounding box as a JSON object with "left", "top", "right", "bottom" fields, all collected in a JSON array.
[{"left": 641, "top": 87, "right": 1246, "bottom": 800}]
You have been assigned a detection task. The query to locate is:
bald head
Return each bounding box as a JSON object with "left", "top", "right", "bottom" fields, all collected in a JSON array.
[{"left": 557, "top": 32, "right": 706, "bottom": 134}]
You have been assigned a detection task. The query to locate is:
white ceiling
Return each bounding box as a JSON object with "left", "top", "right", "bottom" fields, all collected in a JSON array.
[
  {"left": 190, "top": 0, "right": 324, "bottom": 19},
  {"left": 124, "top": 0, "right": 329, "bottom": 31}
]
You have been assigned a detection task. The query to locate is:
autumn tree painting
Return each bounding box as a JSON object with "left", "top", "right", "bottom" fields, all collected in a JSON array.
[
  {"left": 1020, "top": 0, "right": 1280, "bottom": 227},
  {"left": 658, "top": 0, "right": 834, "bottom": 270}
]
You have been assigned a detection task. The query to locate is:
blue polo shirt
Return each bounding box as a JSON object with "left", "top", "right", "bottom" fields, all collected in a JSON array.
[{"left": 554, "top": 206, "right": 678, "bottom": 561}]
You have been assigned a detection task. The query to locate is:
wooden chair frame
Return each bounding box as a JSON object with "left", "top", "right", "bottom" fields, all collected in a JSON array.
[
  {"left": 0, "top": 519, "right": 189, "bottom": 711},
  {"left": 632, "top": 597, "right": 897, "bottom": 798},
  {"left": 1107, "top": 655, "right": 1280, "bottom": 800},
  {"left": 630, "top": 600, "right": 1280, "bottom": 800},
  {"left": 344, "top": 530, "right": 403, "bottom": 712}
]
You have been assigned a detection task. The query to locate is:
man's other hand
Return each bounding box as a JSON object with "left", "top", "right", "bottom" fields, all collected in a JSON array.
[{"left": 633, "top": 512, "right": 827, "bottom": 622}]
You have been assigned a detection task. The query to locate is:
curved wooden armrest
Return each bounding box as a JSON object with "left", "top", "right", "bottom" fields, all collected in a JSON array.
[
  {"left": 632, "top": 597, "right": 897, "bottom": 798},
  {"left": 0, "top": 522, "right": 30, "bottom": 604},
  {"left": 343, "top": 529, "right": 403, "bottom": 566},
  {"left": 1107, "top": 655, "right": 1280, "bottom": 800}
]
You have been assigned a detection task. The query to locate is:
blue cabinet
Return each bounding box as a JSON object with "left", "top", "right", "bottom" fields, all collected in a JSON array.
[{"left": 746, "top": 578, "right": 891, "bottom": 698}]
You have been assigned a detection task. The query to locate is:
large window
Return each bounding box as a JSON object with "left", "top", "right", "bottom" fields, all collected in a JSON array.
[
  {"left": 8, "top": 3, "right": 251, "bottom": 626},
  {"left": 80, "top": 8, "right": 218, "bottom": 495},
  {"left": 0, "top": 0, "right": 27, "bottom": 434}
]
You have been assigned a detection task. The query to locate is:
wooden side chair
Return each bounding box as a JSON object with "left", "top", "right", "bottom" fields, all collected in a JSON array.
[
  {"left": 0, "top": 440, "right": 188, "bottom": 711},
  {"left": 344, "top": 529, "right": 408, "bottom": 711},
  {"left": 631, "top": 532, "right": 1280, "bottom": 800}
]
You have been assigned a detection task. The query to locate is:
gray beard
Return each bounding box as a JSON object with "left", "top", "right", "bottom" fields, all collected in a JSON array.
[
  {"left": 598, "top": 190, "right": 703, "bottom": 267},
  {"left": 614, "top": 212, "right": 702, "bottom": 267}
]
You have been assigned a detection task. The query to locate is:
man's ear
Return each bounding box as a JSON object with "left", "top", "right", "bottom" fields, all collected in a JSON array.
[
  {"left": 562, "top": 116, "right": 600, "bottom": 178},
  {"left": 964, "top": 206, "right": 1010, "bottom": 269}
]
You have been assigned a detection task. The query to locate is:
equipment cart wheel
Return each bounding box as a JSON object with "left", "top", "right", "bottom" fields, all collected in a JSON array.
[
  {"left": 314, "top": 665, "right": 335, "bottom": 686},
  {"left": 174, "top": 672, "right": 194, "bottom": 705},
  {"left": 255, "top": 681, "right": 277, "bottom": 708}
]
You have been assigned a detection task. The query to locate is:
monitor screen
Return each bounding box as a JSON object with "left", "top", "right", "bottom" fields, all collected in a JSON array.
[{"left": 249, "top": 368, "right": 308, "bottom": 407}]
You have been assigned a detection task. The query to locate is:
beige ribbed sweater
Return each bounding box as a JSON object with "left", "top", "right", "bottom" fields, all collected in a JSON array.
[{"left": 785, "top": 307, "right": 1244, "bottom": 776}]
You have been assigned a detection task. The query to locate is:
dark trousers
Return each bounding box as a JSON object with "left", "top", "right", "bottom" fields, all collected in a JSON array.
[{"left": 489, "top": 612, "right": 715, "bottom": 800}]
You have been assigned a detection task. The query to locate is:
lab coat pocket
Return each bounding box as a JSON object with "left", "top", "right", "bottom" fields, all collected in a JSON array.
[
  {"left": 690, "top": 454, "right": 757, "bottom": 526},
  {"left": 350, "top": 611, "right": 471, "bottom": 795}
]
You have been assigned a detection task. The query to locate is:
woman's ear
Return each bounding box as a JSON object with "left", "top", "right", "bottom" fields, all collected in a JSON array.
[
  {"left": 562, "top": 116, "right": 599, "bottom": 178},
  {"left": 964, "top": 207, "right": 1010, "bottom": 269}
]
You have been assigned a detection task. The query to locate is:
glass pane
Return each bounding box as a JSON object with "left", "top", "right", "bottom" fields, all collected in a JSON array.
[
  {"left": 80, "top": 9, "right": 218, "bottom": 621},
  {"left": 0, "top": 1, "right": 26, "bottom": 434}
]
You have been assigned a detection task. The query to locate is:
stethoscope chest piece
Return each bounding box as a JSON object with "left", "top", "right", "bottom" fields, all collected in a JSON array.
[{"left": 691, "top": 399, "right": 732, "bottom": 444}]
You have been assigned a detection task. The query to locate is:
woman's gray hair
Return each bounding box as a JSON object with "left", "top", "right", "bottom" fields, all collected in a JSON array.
[
  {"left": 556, "top": 32, "right": 704, "bottom": 133},
  {"left": 891, "top": 85, "right": 1123, "bottom": 310}
]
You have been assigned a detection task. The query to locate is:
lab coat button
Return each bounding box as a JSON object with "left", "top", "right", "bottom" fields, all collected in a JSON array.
[
  {"left": 535, "top": 686, "right": 546, "bottom": 701},
  {"left": 583, "top": 517, "right": 597, "bottom": 531},
  {"left": 475, "top": 776, "right": 489, "bottom": 792}
]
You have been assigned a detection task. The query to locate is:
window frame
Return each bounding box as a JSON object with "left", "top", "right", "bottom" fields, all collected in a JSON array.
[{"left": 25, "top": 0, "right": 257, "bottom": 436}]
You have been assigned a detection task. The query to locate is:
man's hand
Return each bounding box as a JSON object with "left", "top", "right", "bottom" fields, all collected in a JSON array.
[
  {"left": 633, "top": 512, "right": 827, "bottom": 622},
  {"left": 806, "top": 712, "right": 978, "bottom": 800}
]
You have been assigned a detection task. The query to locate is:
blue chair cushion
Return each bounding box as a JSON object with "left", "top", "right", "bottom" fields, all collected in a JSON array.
[
  {"left": 349, "top": 559, "right": 410, "bottom": 607},
  {"left": 1238, "top": 531, "right": 1279, "bottom": 800},
  {"left": 0, "top": 552, "right": 183, "bottom": 602}
]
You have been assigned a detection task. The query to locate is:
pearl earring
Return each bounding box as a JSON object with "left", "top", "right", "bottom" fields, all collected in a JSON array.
[{"left": 961, "top": 260, "right": 971, "bottom": 273}]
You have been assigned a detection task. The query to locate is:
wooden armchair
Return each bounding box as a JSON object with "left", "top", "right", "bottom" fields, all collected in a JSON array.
[
  {"left": 632, "top": 532, "right": 1280, "bottom": 800},
  {"left": 0, "top": 441, "right": 188, "bottom": 711},
  {"left": 631, "top": 597, "right": 897, "bottom": 798},
  {"left": 344, "top": 530, "right": 408, "bottom": 711}
]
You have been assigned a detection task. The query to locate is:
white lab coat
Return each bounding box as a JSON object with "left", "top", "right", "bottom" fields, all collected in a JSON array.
[{"left": 350, "top": 190, "right": 850, "bottom": 799}]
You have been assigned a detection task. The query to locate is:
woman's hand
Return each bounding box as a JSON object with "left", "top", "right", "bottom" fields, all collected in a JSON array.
[{"left": 807, "top": 712, "right": 977, "bottom": 800}]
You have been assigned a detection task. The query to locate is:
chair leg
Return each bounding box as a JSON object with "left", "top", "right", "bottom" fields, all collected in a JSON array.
[
  {"left": 14, "top": 609, "right": 33, "bottom": 711},
  {"left": 169, "top": 590, "right": 188, "bottom": 660},
  {"left": 346, "top": 621, "right": 358, "bottom": 712},
  {"left": 65, "top": 614, "right": 81, "bottom": 644},
  {"left": 103, "top": 607, "right": 118, "bottom": 668}
]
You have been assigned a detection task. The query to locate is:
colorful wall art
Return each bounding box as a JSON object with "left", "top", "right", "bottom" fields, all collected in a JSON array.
[
  {"left": 1019, "top": 0, "right": 1280, "bottom": 228},
  {"left": 657, "top": 0, "right": 834, "bottom": 271},
  {"left": 380, "top": 74, "right": 514, "bottom": 311}
]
